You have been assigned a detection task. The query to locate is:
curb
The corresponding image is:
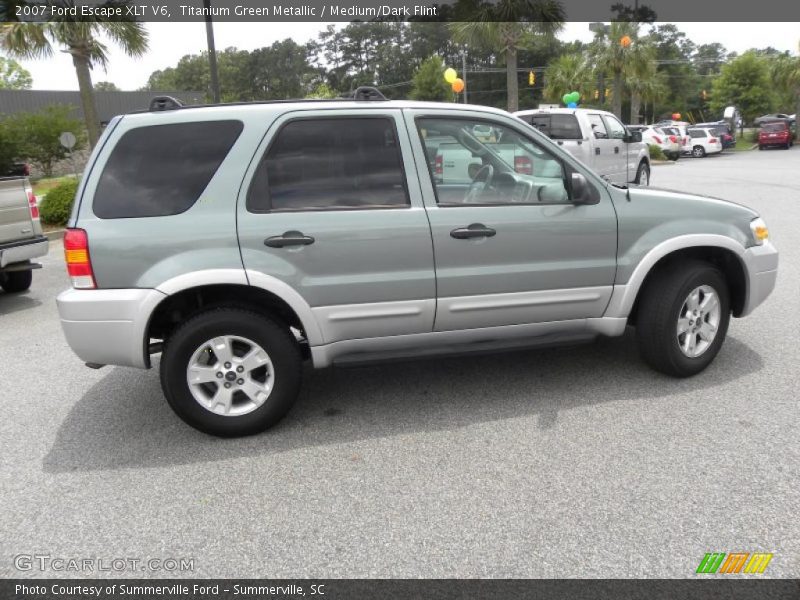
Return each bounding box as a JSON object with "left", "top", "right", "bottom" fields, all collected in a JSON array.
[{"left": 45, "top": 229, "right": 65, "bottom": 241}]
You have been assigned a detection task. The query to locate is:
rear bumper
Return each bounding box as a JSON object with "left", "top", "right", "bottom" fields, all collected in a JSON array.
[
  {"left": 56, "top": 288, "right": 166, "bottom": 368},
  {"left": 740, "top": 241, "right": 779, "bottom": 317},
  {"left": 0, "top": 236, "right": 48, "bottom": 269}
]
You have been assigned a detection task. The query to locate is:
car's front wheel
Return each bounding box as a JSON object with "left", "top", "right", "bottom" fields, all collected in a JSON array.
[
  {"left": 160, "top": 308, "right": 302, "bottom": 437},
  {"left": 635, "top": 162, "right": 650, "bottom": 185},
  {"left": 0, "top": 270, "right": 33, "bottom": 293},
  {"left": 635, "top": 260, "right": 730, "bottom": 377}
]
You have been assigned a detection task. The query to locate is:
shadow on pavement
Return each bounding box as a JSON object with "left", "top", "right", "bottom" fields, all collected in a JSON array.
[
  {"left": 0, "top": 290, "right": 42, "bottom": 316},
  {"left": 43, "top": 330, "right": 763, "bottom": 473}
]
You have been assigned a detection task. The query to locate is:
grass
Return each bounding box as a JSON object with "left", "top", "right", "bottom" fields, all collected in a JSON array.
[
  {"left": 31, "top": 175, "right": 79, "bottom": 197},
  {"left": 734, "top": 138, "right": 757, "bottom": 152}
]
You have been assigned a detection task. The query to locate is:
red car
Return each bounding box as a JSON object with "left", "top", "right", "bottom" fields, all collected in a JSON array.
[{"left": 758, "top": 121, "right": 793, "bottom": 150}]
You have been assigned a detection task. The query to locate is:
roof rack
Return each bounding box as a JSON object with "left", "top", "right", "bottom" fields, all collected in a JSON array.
[
  {"left": 149, "top": 96, "right": 184, "bottom": 111},
  {"left": 142, "top": 87, "right": 388, "bottom": 114}
]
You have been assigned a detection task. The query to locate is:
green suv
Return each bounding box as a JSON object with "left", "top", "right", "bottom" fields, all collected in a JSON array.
[{"left": 56, "top": 90, "right": 778, "bottom": 436}]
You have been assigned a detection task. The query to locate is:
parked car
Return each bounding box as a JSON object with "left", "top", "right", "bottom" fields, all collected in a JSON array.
[
  {"left": 686, "top": 128, "right": 723, "bottom": 157},
  {"left": 0, "top": 176, "right": 49, "bottom": 293},
  {"left": 514, "top": 108, "right": 650, "bottom": 185},
  {"left": 695, "top": 121, "right": 736, "bottom": 149},
  {"left": 659, "top": 125, "right": 692, "bottom": 155},
  {"left": 56, "top": 90, "right": 778, "bottom": 436},
  {"left": 758, "top": 121, "right": 793, "bottom": 150},
  {"left": 633, "top": 125, "right": 681, "bottom": 160},
  {"left": 1, "top": 163, "right": 31, "bottom": 177},
  {"left": 753, "top": 113, "right": 794, "bottom": 126}
]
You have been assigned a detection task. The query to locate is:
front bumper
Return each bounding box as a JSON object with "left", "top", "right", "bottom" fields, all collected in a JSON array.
[
  {"left": 0, "top": 236, "right": 48, "bottom": 269},
  {"left": 57, "top": 288, "right": 166, "bottom": 368},
  {"left": 740, "top": 241, "right": 778, "bottom": 317}
]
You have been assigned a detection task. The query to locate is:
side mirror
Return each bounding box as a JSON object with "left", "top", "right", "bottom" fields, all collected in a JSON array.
[
  {"left": 625, "top": 130, "right": 642, "bottom": 143},
  {"left": 570, "top": 172, "right": 598, "bottom": 205}
]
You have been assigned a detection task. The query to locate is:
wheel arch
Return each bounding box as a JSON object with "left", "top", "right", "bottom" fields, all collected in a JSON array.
[
  {"left": 146, "top": 271, "right": 323, "bottom": 368},
  {"left": 606, "top": 236, "right": 748, "bottom": 324}
]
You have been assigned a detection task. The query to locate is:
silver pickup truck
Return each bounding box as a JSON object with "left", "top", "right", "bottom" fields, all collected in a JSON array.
[
  {"left": 0, "top": 177, "right": 48, "bottom": 293},
  {"left": 515, "top": 107, "right": 651, "bottom": 186}
]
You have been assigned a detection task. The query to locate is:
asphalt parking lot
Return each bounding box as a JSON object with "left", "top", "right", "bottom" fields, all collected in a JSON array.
[{"left": 1, "top": 147, "right": 798, "bottom": 579}]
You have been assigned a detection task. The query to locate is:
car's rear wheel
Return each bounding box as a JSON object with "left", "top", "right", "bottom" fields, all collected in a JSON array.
[
  {"left": 160, "top": 308, "right": 302, "bottom": 437},
  {"left": 635, "top": 162, "right": 650, "bottom": 185},
  {"left": 0, "top": 270, "right": 32, "bottom": 293},
  {"left": 692, "top": 145, "right": 706, "bottom": 158},
  {"left": 635, "top": 260, "right": 730, "bottom": 377}
]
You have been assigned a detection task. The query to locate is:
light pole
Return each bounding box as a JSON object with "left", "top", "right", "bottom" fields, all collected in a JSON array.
[
  {"left": 204, "top": 0, "right": 221, "bottom": 103},
  {"left": 588, "top": 22, "right": 610, "bottom": 106}
]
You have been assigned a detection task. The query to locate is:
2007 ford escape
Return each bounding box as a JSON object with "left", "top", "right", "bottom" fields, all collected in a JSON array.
[{"left": 56, "top": 90, "right": 778, "bottom": 437}]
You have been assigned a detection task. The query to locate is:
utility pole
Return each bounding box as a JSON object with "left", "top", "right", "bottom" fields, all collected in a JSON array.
[
  {"left": 462, "top": 52, "right": 468, "bottom": 104},
  {"left": 204, "top": 0, "right": 221, "bottom": 103}
]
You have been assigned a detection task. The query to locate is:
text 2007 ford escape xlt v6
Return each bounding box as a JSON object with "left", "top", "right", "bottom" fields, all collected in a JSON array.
[{"left": 56, "top": 91, "right": 778, "bottom": 437}]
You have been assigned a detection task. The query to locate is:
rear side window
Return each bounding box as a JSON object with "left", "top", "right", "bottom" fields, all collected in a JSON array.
[
  {"left": 688, "top": 129, "right": 707, "bottom": 138},
  {"left": 525, "top": 114, "right": 581, "bottom": 140},
  {"left": 93, "top": 121, "right": 243, "bottom": 219},
  {"left": 247, "top": 117, "right": 409, "bottom": 212}
]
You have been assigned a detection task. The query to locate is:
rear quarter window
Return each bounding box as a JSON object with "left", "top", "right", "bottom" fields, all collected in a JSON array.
[
  {"left": 525, "top": 114, "right": 581, "bottom": 140},
  {"left": 93, "top": 120, "right": 243, "bottom": 219}
]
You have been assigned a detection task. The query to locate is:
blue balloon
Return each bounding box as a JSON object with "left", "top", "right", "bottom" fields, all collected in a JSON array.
[{"left": 567, "top": 101, "right": 577, "bottom": 108}]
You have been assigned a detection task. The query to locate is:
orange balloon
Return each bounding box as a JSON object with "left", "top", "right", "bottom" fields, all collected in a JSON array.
[
  {"left": 620, "top": 35, "right": 632, "bottom": 48},
  {"left": 452, "top": 78, "right": 464, "bottom": 93}
]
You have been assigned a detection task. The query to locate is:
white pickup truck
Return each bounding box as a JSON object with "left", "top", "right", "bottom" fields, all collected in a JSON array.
[
  {"left": 0, "top": 177, "right": 48, "bottom": 293},
  {"left": 514, "top": 108, "right": 651, "bottom": 186}
]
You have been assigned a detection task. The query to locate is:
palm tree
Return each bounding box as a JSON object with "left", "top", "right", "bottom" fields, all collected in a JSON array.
[
  {"left": 2, "top": 14, "right": 148, "bottom": 147},
  {"left": 769, "top": 54, "right": 800, "bottom": 142},
  {"left": 450, "top": 0, "right": 564, "bottom": 112},
  {"left": 591, "top": 21, "right": 651, "bottom": 120},
  {"left": 626, "top": 51, "right": 663, "bottom": 124},
  {"left": 543, "top": 52, "right": 594, "bottom": 104}
]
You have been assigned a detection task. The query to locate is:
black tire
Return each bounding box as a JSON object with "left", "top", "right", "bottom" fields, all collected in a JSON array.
[
  {"left": 634, "top": 162, "right": 650, "bottom": 185},
  {"left": 0, "top": 270, "right": 33, "bottom": 293},
  {"left": 758, "top": 145, "right": 763, "bottom": 150},
  {"left": 668, "top": 153, "right": 679, "bottom": 161},
  {"left": 692, "top": 145, "right": 706, "bottom": 158},
  {"left": 635, "top": 260, "right": 730, "bottom": 378},
  {"left": 160, "top": 308, "right": 302, "bottom": 437}
]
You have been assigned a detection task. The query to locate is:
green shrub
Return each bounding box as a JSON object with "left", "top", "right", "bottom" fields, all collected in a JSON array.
[
  {"left": 648, "top": 143, "right": 665, "bottom": 160},
  {"left": 39, "top": 178, "right": 79, "bottom": 226}
]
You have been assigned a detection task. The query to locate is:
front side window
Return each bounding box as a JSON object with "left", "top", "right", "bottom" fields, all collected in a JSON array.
[
  {"left": 603, "top": 115, "right": 627, "bottom": 140},
  {"left": 247, "top": 117, "right": 409, "bottom": 212},
  {"left": 94, "top": 120, "right": 243, "bottom": 219},
  {"left": 418, "top": 117, "right": 570, "bottom": 206}
]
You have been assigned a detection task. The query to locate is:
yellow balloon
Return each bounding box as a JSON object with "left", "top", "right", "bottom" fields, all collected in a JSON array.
[{"left": 444, "top": 68, "right": 457, "bottom": 84}]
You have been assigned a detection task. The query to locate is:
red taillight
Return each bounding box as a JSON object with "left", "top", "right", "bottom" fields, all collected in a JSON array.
[
  {"left": 64, "top": 228, "right": 96, "bottom": 289},
  {"left": 653, "top": 135, "right": 662, "bottom": 144},
  {"left": 669, "top": 135, "right": 677, "bottom": 143},
  {"left": 514, "top": 155, "right": 533, "bottom": 175},
  {"left": 708, "top": 138, "right": 718, "bottom": 144},
  {"left": 434, "top": 154, "right": 443, "bottom": 176},
  {"left": 27, "top": 191, "right": 39, "bottom": 219}
]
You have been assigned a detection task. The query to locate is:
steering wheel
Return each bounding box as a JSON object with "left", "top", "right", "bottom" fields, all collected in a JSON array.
[{"left": 464, "top": 164, "right": 494, "bottom": 203}]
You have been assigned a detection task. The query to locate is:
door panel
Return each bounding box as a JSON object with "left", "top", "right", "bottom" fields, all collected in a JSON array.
[
  {"left": 601, "top": 114, "right": 628, "bottom": 183},
  {"left": 237, "top": 110, "right": 435, "bottom": 344},
  {"left": 406, "top": 111, "right": 618, "bottom": 332}
]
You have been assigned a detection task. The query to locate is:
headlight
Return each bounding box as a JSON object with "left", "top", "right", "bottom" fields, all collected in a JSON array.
[{"left": 750, "top": 217, "right": 769, "bottom": 245}]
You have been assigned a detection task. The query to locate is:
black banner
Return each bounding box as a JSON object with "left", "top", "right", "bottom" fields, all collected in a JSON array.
[
  {"left": 3, "top": 580, "right": 800, "bottom": 600},
  {"left": 4, "top": 0, "right": 800, "bottom": 22}
]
